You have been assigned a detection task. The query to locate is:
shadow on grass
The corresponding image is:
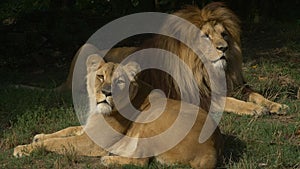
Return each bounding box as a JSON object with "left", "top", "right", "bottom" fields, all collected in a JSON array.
[{"left": 221, "top": 134, "right": 246, "bottom": 165}]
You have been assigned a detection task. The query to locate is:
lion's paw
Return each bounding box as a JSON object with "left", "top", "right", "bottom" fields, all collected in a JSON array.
[
  {"left": 33, "top": 133, "right": 45, "bottom": 143},
  {"left": 269, "top": 103, "right": 289, "bottom": 115},
  {"left": 241, "top": 103, "right": 269, "bottom": 116},
  {"left": 13, "top": 145, "right": 30, "bottom": 158}
]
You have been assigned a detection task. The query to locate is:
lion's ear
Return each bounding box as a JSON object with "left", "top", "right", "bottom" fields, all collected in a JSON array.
[
  {"left": 124, "top": 61, "right": 141, "bottom": 81},
  {"left": 86, "top": 54, "right": 105, "bottom": 73}
]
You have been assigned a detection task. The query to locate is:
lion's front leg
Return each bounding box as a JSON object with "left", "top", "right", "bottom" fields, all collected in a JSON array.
[
  {"left": 225, "top": 97, "right": 268, "bottom": 116},
  {"left": 33, "top": 126, "right": 84, "bottom": 143},
  {"left": 101, "top": 156, "right": 149, "bottom": 167},
  {"left": 248, "top": 92, "right": 289, "bottom": 115},
  {"left": 14, "top": 133, "right": 108, "bottom": 158}
]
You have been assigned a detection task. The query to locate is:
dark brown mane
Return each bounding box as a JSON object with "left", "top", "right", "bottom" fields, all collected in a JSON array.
[{"left": 200, "top": 2, "right": 241, "bottom": 45}]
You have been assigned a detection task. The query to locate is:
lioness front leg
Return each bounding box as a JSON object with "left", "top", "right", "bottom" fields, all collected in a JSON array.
[
  {"left": 33, "top": 126, "right": 83, "bottom": 143},
  {"left": 225, "top": 97, "right": 268, "bottom": 116},
  {"left": 248, "top": 92, "right": 289, "bottom": 115},
  {"left": 14, "top": 133, "right": 108, "bottom": 157},
  {"left": 101, "top": 156, "right": 149, "bottom": 167}
]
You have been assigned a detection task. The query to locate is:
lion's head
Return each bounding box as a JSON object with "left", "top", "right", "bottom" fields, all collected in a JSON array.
[
  {"left": 139, "top": 2, "right": 244, "bottom": 108},
  {"left": 86, "top": 54, "right": 141, "bottom": 115},
  {"left": 177, "top": 2, "right": 242, "bottom": 71}
]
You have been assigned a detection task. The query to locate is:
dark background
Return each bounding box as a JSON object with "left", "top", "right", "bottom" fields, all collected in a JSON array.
[{"left": 0, "top": 0, "right": 299, "bottom": 87}]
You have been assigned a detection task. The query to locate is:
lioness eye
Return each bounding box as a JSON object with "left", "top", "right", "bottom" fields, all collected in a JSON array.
[
  {"left": 201, "top": 33, "right": 209, "bottom": 38},
  {"left": 97, "top": 75, "right": 104, "bottom": 82}
]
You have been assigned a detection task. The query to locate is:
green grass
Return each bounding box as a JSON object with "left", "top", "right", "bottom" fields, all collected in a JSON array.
[
  {"left": 220, "top": 30, "right": 300, "bottom": 168},
  {"left": 1, "top": 25, "right": 300, "bottom": 168},
  {"left": 1, "top": 60, "right": 299, "bottom": 169}
]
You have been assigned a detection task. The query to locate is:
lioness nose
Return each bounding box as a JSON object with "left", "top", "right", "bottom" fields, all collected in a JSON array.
[
  {"left": 102, "top": 89, "right": 112, "bottom": 96},
  {"left": 101, "top": 84, "right": 112, "bottom": 96}
]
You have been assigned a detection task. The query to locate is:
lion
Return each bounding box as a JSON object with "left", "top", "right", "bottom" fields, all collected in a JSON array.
[
  {"left": 132, "top": 2, "right": 289, "bottom": 116},
  {"left": 14, "top": 55, "right": 223, "bottom": 169}
]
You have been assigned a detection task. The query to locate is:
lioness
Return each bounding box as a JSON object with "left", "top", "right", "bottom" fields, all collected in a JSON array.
[{"left": 14, "top": 55, "right": 223, "bottom": 169}]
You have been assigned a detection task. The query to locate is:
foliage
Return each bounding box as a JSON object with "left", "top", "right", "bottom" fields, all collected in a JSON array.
[
  {"left": 75, "top": 0, "right": 111, "bottom": 15},
  {"left": 1, "top": 0, "right": 299, "bottom": 23},
  {"left": 0, "top": 0, "right": 50, "bottom": 21}
]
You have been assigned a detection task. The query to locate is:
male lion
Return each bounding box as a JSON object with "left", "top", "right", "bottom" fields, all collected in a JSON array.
[
  {"left": 131, "top": 2, "right": 288, "bottom": 116},
  {"left": 14, "top": 55, "right": 223, "bottom": 169},
  {"left": 57, "top": 2, "right": 287, "bottom": 116}
]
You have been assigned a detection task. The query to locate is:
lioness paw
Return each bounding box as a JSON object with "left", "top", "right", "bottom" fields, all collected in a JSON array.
[
  {"left": 269, "top": 103, "right": 289, "bottom": 115},
  {"left": 101, "top": 156, "right": 113, "bottom": 167},
  {"left": 13, "top": 145, "right": 30, "bottom": 158},
  {"left": 101, "top": 156, "right": 146, "bottom": 167}
]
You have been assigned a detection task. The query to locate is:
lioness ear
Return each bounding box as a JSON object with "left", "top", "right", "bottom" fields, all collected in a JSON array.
[
  {"left": 86, "top": 54, "right": 105, "bottom": 73},
  {"left": 124, "top": 61, "right": 141, "bottom": 81}
]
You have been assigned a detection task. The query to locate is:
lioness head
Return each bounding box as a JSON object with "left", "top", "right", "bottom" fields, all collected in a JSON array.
[{"left": 86, "top": 54, "right": 140, "bottom": 115}]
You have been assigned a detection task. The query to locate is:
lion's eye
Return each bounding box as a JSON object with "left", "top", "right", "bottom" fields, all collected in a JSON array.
[
  {"left": 221, "top": 32, "right": 228, "bottom": 38},
  {"left": 97, "top": 75, "right": 104, "bottom": 82}
]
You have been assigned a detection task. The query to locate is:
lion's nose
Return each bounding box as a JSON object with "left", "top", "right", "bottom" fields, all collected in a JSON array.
[{"left": 217, "top": 45, "right": 228, "bottom": 52}]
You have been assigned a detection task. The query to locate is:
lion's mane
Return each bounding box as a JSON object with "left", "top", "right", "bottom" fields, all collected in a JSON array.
[{"left": 139, "top": 2, "right": 244, "bottom": 110}]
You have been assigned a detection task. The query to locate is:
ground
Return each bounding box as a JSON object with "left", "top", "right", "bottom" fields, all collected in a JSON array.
[{"left": 0, "top": 14, "right": 299, "bottom": 168}]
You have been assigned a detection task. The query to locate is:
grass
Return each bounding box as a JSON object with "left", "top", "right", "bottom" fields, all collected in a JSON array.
[{"left": 0, "top": 23, "right": 300, "bottom": 168}]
